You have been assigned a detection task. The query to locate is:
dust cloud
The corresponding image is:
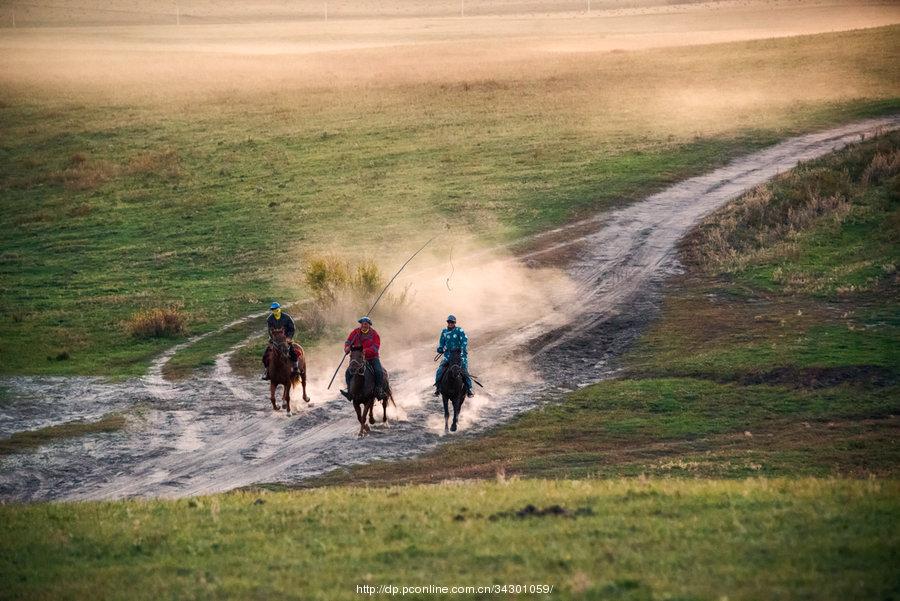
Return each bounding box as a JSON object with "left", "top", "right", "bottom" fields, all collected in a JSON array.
[{"left": 292, "top": 237, "right": 578, "bottom": 432}]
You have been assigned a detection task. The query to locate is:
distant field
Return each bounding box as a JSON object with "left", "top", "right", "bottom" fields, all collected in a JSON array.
[
  {"left": 1, "top": 479, "right": 897, "bottom": 600},
  {"left": 1, "top": 10, "right": 898, "bottom": 375}
]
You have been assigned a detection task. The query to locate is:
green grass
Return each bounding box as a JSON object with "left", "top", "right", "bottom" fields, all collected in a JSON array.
[
  {"left": 313, "top": 130, "right": 900, "bottom": 486},
  {"left": 1, "top": 26, "right": 898, "bottom": 376},
  {"left": 0, "top": 414, "right": 126, "bottom": 455},
  {"left": 1, "top": 479, "right": 898, "bottom": 601}
]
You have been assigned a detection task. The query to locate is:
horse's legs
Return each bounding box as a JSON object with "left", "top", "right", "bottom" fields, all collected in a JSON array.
[
  {"left": 282, "top": 383, "right": 291, "bottom": 414},
  {"left": 451, "top": 394, "right": 463, "bottom": 432},
  {"left": 363, "top": 401, "right": 373, "bottom": 433},
  {"left": 354, "top": 401, "right": 365, "bottom": 437},
  {"left": 442, "top": 396, "right": 450, "bottom": 433},
  {"left": 368, "top": 401, "right": 375, "bottom": 424},
  {"left": 270, "top": 382, "right": 278, "bottom": 411},
  {"left": 301, "top": 370, "right": 310, "bottom": 403},
  {"left": 382, "top": 399, "right": 388, "bottom": 423}
]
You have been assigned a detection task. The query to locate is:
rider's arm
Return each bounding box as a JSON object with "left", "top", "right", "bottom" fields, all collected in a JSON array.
[
  {"left": 285, "top": 314, "right": 296, "bottom": 339},
  {"left": 371, "top": 331, "right": 380, "bottom": 354},
  {"left": 460, "top": 329, "right": 468, "bottom": 356},
  {"left": 344, "top": 329, "right": 357, "bottom": 354},
  {"left": 437, "top": 330, "right": 446, "bottom": 354}
]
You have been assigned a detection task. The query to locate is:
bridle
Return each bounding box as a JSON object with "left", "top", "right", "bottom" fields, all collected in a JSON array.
[
  {"left": 270, "top": 329, "right": 291, "bottom": 359},
  {"left": 347, "top": 347, "right": 368, "bottom": 378},
  {"left": 441, "top": 350, "right": 464, "bottom": 385}
]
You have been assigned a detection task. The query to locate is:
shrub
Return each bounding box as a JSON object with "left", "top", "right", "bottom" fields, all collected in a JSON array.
[
  {"left": 354, "top": 259, "right": 384, "bottom": 297},
  {"left": 304, "top": 255, "right": 351, "bottom": 302},
  {"left": 126, "top": 149, "right": 181, "bottom": 179},
  {"left": 125, "top": 307, "right": 186, "bottom": 339},
  {"left": 52, "top": 153, "right": 119, "bottom": 190}
]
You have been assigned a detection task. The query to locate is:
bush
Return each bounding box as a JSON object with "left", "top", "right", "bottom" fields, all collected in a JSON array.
[
  {"left": 304, "top": 255, "right": 351, "bottom": 302},
  {"left": 125, "top": 307, "right": 186, "bottom": 339},
  {"left": 354, "top": 259, "right": 384, "bottom": 297}
]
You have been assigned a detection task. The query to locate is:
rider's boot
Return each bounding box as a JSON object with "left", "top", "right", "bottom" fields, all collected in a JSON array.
[
  {"left": 340, "top": 389, "right": 352, "bottom": 401},
  {"left": 466, "top": 385, "right": 474, "bottom": 398},
  {"left": 433, "top": 385, "right": 441, "bottom": 396}
]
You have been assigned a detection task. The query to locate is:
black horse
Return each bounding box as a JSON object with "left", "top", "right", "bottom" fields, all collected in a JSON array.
[
  {"left": 346, "top": 346, "right": 394, "bottom": 437},
  {"left": 438, "top": 349, "right": 467, "bottom": 432}
]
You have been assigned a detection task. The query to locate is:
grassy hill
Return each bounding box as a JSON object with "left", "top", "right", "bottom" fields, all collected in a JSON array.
[{"left": 1, "top": 25, "right": 898, "bottom": 375}]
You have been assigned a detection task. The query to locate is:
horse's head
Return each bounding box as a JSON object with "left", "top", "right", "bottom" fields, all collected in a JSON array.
[
  {"left": 348, "top": 345, "right": 366, "bottom": 376},
  {"left": 448, "top": 348, "right": 463, "bottom": 366},
  {"left": 271, "top": 329, "right": 290, "bottom": 355}
]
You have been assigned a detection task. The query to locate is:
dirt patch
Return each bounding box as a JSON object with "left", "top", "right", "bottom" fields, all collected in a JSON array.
[
  {"left": 488, "top": 504, "right": 595, "bottom": 520},
  {"left": 735, "top": 365, "right": 897, "bottom": 388}
]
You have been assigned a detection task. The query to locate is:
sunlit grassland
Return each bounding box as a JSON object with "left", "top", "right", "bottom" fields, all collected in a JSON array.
[
  {"left": 1, "top": 26, "right": 898, "bottom": 375},
  {"left": 1, "top": 479, "right": 897, "bottom": 601},
  {"left": 315, "top": 131, "right": 900, "bottom": 484}
]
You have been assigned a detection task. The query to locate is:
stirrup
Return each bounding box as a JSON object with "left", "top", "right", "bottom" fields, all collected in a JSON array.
[
  {"left": 340, "top": 389, "right": 352, "bottom": 401},
  {"left": 466, "top": 389, "right": 474, "bottom": 397}
]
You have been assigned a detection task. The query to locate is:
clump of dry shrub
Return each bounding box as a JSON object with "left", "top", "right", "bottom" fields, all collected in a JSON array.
[
  {"left": 126, "top": 149, "right": 181, "bottom": 179},
  {"left": 50, "top": 148, "right": 181, "bottom": 191},
  {"left": 125, "top": 307, "right": 186, "bottom": 339},
  {"left": 861, "top": 148, "right": 900, "bottom": 187},
  {"left": 52, "top": 153, "right": 119, "bottom": 190},
  {"left": 299, "top": 254, "right": 405, "bottom": 337}
]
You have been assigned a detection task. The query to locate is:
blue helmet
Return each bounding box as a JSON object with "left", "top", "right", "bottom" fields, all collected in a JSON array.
[
  {"left": 446, "top": 314, "right": 457, "bottom": 322},
  {"left": 358, "top": 316, "right": 372, "bottom": 324},
  {"left": 270, "top": 302, "right": 281, "bottom": 310}
]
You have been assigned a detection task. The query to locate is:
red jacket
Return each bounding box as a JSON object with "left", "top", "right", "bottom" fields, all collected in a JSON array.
[{"left": 344, "top": 327, "right": 380, "bottom": 360}]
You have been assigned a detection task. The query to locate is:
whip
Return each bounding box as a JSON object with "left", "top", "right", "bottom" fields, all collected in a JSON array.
[{"left": 327, "top": 236, "right": 436, "bottom": 389}]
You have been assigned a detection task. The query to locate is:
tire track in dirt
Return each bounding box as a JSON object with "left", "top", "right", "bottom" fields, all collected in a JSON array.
[{"left": 1, "top": 116, "right": 896, "bottom": 501}]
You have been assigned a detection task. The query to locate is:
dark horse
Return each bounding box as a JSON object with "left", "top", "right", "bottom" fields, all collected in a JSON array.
[
  {"left": 264, "top": 330, "right": 309, "bottom": 415},
  {"left": 438, "top": 349, "right": 467, "bottom": 432},
  {"left": 346, "top": 345, "right": 395, "bottom": 437}
]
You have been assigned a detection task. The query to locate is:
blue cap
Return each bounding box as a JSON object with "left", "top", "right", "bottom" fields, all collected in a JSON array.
[
  {"left": 446, "top": 314, "right": 457, "bottom": 322},
  {"left": 270, "top": 302, "right": 281, "bottom": 310},
  {"left": 358, "top": 316, "right": 372, "bottom": 324}
]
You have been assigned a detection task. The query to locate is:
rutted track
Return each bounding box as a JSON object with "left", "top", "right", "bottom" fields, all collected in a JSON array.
[{"left": 1, "top": 116, "right": 897, "bottom": 501}]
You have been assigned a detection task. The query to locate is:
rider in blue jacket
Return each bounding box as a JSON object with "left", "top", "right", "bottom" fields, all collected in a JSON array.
[{"left": 434, "top": 314, "right": 473, "bottom": 397}]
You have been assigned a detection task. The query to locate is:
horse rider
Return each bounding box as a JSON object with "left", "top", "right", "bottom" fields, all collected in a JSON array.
[
  {"left": 434, "top": 314, "right": 473, "bottom": 398},
  {"left": 340, "top": 316, "right": 386, "bottom": 401},
  {"left": 262, "top": 302, "right": 300, "bottom": 379}
]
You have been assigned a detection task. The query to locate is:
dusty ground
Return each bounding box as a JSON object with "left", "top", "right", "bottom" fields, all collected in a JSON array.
[{"left": 1, "top": 117, "right": 895, "bottom": 501}]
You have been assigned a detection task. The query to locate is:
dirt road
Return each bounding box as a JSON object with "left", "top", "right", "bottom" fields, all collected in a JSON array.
[{"left": 1, "top": 116, "right": 896, "bottom": 501}]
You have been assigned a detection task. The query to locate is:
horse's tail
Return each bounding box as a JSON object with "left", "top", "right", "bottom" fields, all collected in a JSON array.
[{"left": 389, "top": 390, "right": 397, "bottom": 408}]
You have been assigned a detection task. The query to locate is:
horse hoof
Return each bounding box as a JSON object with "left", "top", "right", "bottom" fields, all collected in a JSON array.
[
  {"left": 304, "top": 396, "right": 310, "bottom": 403},
  {"left": 450, "top": 423, "right": 458, "bottom": 432},
  {"left": 286, "top": 411, "right": 292, "bottom": 417}
]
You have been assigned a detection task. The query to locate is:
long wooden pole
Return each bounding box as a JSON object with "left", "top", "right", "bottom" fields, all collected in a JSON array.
[{"left": 326, "top": 236, "right": 436, "bottom": 389}]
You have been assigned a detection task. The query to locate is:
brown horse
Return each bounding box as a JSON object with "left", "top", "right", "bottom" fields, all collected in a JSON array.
[
  {"left": 346, "top": 346, "right": 395, "bottom": 437},
  {"left": 264, "top": 330, "right": 309, "bottom": 415}
]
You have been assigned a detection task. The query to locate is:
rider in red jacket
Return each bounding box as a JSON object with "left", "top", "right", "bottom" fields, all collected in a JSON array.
[{"left": 341, "top": 316, "right": 385, "bottom": 399}]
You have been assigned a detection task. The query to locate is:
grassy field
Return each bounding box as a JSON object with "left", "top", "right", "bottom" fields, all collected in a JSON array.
[
  {"left": 0, "top": 414, "right": 125, "bottom": 456},
  {"left": 1, "top": 478, "right": 897, "bottom": 600},
  {"left": 314, "top": 131, "right": 900, "bottom": 485},
  {"left": 1, "top": 24, "right": 898, "bottom": 376}
]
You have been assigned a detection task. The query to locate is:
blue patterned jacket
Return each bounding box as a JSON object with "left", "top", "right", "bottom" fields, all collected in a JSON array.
[{"left": 437, "top": 326, "right": 468, "bottom": 358}]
